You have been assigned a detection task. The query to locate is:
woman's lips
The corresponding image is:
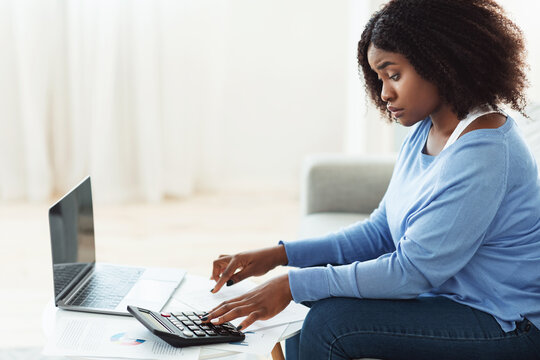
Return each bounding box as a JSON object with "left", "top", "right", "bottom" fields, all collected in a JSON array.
[
  {"left": 387, "top": 106, "right": 404, "bottom": 118},
  {"left": 391, "top": 109, "right": 404, "bottom": 118}
]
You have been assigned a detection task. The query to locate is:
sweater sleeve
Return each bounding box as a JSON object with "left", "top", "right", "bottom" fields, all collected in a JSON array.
[
  {"left": 280, "top": 195, "right": 395, "bottom": 268},
  {"left": 288, "top": 138, "right": 508, "bottom": 302}
]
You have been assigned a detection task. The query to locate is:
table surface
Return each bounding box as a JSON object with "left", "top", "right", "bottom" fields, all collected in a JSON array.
[{"left": 42, "top": 273, "right": 303, "bottom": 359}]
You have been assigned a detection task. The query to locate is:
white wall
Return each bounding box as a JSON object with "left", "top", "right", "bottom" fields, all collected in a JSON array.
[
  {"left": 499, "top": 0, "right": 540, "bottom": 102},
  {"left": 196, "top": 0, "right": 349, "bottom": 192}
]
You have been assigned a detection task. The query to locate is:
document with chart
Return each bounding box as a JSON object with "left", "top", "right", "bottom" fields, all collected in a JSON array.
[{"left": 42, "top": 311, "right": 200, "bottom": 360}]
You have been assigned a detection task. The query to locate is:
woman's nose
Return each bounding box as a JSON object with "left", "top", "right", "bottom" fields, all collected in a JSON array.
[{"left": 380, "top": 82, "right": 394, "bottom": 103}]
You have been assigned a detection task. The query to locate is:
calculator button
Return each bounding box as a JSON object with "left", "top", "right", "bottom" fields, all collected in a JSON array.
[
  {"left": 188, "top": 325, "right": 199, "bottom": 331},
  {"left": 161, "top": 313, "right": 171, "bottom": 317},
  {"left": 194, "top": 330, "right": 206, "bottom": 337},
  {"left": 182, "top": 330, "right": 194, "bottom": 337},
  {"left": 178, "top": 316, "right": 190, "bottom": 322},
  {"left": 205, "top": 330, "right": 217, "bottom": 336}
]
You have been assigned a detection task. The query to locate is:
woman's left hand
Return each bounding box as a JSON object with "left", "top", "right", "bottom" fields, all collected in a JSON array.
[{"left": 203, "top": 274, "right": 293, "bottom": 330}]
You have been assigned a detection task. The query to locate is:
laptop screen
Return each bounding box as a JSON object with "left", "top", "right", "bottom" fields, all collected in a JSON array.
[{"left": 49, "top": 177, "right": 96, "bottom": 301}]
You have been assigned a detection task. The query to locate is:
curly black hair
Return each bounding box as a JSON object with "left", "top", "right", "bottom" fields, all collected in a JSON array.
[{"left": 357, "top": 0, "right": 529, "bottom": 121}]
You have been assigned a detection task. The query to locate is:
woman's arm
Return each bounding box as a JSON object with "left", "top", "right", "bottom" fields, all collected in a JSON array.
[
  {"left": 287, "top": 139, "right": 508, "bottom": 302},
  {"left": 281, "top": 196, "right": 395, "bottom": 268}
]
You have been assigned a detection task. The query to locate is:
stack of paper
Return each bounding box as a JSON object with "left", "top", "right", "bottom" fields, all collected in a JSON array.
[{"left": 174, "top": 276, "right": 309, "bottom": 355}]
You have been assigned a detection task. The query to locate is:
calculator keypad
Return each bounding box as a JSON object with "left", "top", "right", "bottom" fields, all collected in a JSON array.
[
  {"left": 166, "top": 311, "right": 242, "bottom": 338},
  {"left": 128, "top": 305, "right": 245, "bottom": 348}
]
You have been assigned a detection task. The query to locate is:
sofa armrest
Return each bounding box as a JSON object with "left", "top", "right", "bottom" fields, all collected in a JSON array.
[{"left": 301, "top": 154, "right": 396, "bottom": 216}]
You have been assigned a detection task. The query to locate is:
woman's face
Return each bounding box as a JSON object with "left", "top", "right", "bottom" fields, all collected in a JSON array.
[{"left": 367, "top": 44, "right": 442, "bottom": 126}]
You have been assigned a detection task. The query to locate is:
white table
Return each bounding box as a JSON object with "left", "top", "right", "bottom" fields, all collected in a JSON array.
[{"left": 43, "top": 274, "right": 302, "bottom": 360}]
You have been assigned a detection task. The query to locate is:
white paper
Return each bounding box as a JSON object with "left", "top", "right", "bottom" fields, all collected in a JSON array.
[
  {"left": 204, "top": 324, "right": 288, "bottom": 355},
  {"left": 42, "top": 311, "right": 200, "bottom": 360},
  {"left": 176, "top": 278, "right": 309, "bottom": 331}
]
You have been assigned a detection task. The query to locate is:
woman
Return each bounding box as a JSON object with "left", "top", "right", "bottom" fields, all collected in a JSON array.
[{"left": 202, "top": 0, "right": 540, "bottom": 358}]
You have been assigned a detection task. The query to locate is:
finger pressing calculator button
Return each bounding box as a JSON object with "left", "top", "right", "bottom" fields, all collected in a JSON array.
[{"left": 216, "top": 329, "right": 229, "bottom": 335}]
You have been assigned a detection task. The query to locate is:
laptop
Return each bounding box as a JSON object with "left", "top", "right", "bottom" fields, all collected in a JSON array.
[{"left": 48, "top": 176, "right": 186, "bottom": 315}]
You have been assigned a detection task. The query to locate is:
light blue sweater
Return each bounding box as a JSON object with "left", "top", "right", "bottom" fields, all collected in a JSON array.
[{"left": 282, "top": 116, "right": 540, "bottom": 332}]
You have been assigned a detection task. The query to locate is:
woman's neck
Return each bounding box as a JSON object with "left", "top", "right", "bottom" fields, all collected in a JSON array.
[
  {"left": 430, "top": 104, "right": 460, "bottom": 137},
  {"left": 423, "top": 104, "right": 460, "bottom": 156}
]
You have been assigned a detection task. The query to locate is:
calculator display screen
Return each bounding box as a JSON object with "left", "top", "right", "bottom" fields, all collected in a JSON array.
[{"left": 141, "top": 312, "right": 172, "bottom": 333}]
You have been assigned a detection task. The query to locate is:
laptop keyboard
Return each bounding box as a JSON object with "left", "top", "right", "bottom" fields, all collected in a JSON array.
[
  {"left": 69, "top": 265, "right": 144, "bottom": 309},
  {"left": 54, "top": 263, "right": 89, "bottom": 295}
]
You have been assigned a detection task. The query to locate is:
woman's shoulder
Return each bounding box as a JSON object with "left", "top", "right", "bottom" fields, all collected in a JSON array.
[
  {"left": 439, "top": 116, "right": 537, "bottom": 184},
  {"left": 458, "top": 113, "right": 507, "bottom": 139}
]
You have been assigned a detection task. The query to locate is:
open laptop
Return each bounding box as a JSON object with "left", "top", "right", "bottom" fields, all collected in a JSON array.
[{"left": 48, "top": 176, "right": 186, "bottom": 315}]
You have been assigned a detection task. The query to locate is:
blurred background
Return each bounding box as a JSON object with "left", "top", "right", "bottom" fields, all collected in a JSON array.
[{"left": 0, "top": 0, "right": 539, "bottom": 355}]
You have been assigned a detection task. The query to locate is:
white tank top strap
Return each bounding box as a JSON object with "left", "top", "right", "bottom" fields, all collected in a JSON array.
[{"left": 442, "top": 105, "right": 503, "bottom": 151}]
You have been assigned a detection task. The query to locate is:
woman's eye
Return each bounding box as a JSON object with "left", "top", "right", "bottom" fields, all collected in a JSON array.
[{"left": 390, "top": 73, "right": 400, "bottom": 81}]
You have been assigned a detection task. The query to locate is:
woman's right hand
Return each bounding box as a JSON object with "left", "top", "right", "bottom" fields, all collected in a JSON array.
[{"left": 210, "top": 245, "right": 288, "bottom": 294}]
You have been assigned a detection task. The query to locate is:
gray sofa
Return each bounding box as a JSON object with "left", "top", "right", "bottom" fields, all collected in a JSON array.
[{"left": 299, "top": 154, "right": 396, "bottom": 240}]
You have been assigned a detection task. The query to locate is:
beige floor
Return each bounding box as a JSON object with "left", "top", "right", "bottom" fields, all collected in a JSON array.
[{"left": 0, "top": 191, "right": 300, "bottom": 353}]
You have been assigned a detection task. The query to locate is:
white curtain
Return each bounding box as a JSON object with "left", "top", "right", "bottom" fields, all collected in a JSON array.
[
  {"left": 1, "top": 0, "right": 356, "bottom": 203},
  {"left": 0, "top": 0, "right": 225, "bottom": 202}
]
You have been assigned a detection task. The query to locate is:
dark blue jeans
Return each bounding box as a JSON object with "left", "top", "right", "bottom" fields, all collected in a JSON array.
[{"left": 285, "top": 297, "right": 540, "bottom": 360}]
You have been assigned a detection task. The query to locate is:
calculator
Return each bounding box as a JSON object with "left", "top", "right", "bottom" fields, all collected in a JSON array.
[{"left": 127, "top": 305, "right": 245, "bottom": 347}]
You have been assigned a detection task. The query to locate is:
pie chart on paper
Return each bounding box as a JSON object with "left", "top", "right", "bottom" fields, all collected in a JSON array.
[{"left": 110, "top": 332, "right": 147, "bottom": 346}]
